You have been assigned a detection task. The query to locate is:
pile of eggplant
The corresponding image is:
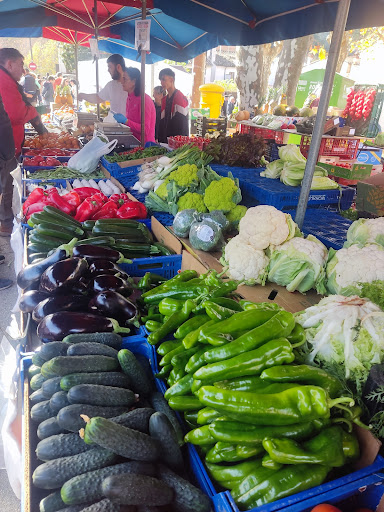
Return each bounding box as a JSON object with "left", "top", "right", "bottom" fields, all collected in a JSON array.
[{"left": 18, "top": 241, "right": 139, "bottom": 342}]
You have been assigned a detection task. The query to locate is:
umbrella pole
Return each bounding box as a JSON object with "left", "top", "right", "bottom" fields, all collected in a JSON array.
[
  {"left": 141, "top": 0, "right": 147, "bottom": 144},
  {"left": 75, "top": 31, "right": 79, "bottom": 111},
  {"left": 295, "top": 0, "right": 351, "bottom": 229},
  {"left": 94, "top": 0, "right": 100, "bottom": 119}
]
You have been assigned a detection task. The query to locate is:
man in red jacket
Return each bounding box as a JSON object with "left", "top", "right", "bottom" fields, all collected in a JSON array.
[{"left": 157, "top": 68, "right": 189, "bottom": 143}]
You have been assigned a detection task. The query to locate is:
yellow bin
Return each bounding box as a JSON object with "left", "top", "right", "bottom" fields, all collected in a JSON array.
[{"left": 199, "top": 83, "right": 225, "bottom": 118}]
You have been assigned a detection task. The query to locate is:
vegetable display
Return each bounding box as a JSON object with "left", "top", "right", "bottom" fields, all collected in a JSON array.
[
  {"left": 204, "top": 132, "right": 267, "bottom": 168},
  {"left": 105, "top": 145, "right": 168, "bottom": 163},
  {"left": 25, "top": 132, "right": 79, "bottom": 149}
]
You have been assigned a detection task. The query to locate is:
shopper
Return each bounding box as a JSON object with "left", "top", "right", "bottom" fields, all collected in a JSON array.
[
  {"left": 0, "top": 253, "right": 13, "bottom": 290},
  {"left": 113, "top": 67, "right": 155, "bottom": 144},
  {"left": 157, "top": 68, "right": 189, "bottom": 143},
  {"left": 42, "top": 76, "right": 55, "bottom": 105},
  {"left": 0, "top": 92, "right": 16, "bottom": 239},
  {"left": 78, "top": 54, "right": 127, "bottom": 115},
  {"left": 70, "top": 79, "right": 78, "bottom": 103},
  {"left": 227, "top": 96, "right": 236, "bottom": 116},
  {"left": 153, "top": 85, "right": 164, "bottom": 141},
  {"left": 22, "top": 68, "right": 39, "bottom": 106},
  {"left": 53, "top": 72, "right": 63, "bottom": 92}
]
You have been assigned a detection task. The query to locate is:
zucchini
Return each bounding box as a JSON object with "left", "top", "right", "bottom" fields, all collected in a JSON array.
[
  {"left": 30, "top": 400, "right": 55, "bottom": 424},
  {"left": 40, "top": 342, "right": 69, "bottom": 361},
  {"left": 43, "top": 206, "right": 82, "bottom": 228},
  {"left": 158, "top": 464, "right": 211, "bottom": 512},
  {"left": 32, "top": 353, "right": 46, "bottom": 367},
  {"left": 37, "top": 417, "right": 68, "bottom": 440},
  {"left": 150, "top": 391, "right": 184, "bottom": 447},
  {"left": 61, "top": 461, "right": 156, "bottom": 506},
  {"left": 74, "top": 237, "right": 115, "bottom": 247},
  {"left": 149, "top": 412, "right": 183, "bottom": 472},
  {"left": 36, "top": 223, "right": 84, "bottom": 239},
  {"left": 84, "top": 417, "right": 158, "bottom": 462},
  {"left": 57, "top": 405, "right": 126, "bottom": 432},
  {"left": 60, "top": 372, "right": 131, "bottom": 392},
  {"left": 36, "top": 433, "right": 95, "bottom": 461},
  {"left": 39, "top": 491, "right": 66, "bottom": 512},
  {"left": 118, "top": 350, "right": 152, "bottom": 396},
  {"left": 28, "top": 364, "right": 42, "bottom": 378},
  {"left": 29, "top": 233, "right": 64, "bottom": 248},
  {"left": 67, "top": 343, "right": 118, "bottom": 359},
  {"left": 78, "top": 500, "right": 121, "bottom": 512},
  {"left": 32, "top": 447, "right": 117, "bottom": 489},
  {"left": 29, "top": 388, "right": 47, "bottom": 405},
  {"left": 102, "top": 474, "right": 173, "bottom": 506},
  {"left": 49, "top": 391, "right": 70, "bottom": 414},
  {"left": 42, "top": 355, "right": 119, "bottom": 377},
  {"left": 109, "top": 408, "right": 154, "bottom": 434},
  {"left": 68, "top": 384, "right": 135, "bottom": 407},
  {"left": 63, "top": 333, "right": 122, "bottom": 349},
  {"left": 41, "top": 377, "right": 63, "bottom": 399}
]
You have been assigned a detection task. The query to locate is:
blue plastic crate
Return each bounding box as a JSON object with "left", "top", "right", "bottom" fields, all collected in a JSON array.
[
  {"left": 101, "top": 157, "right": 143, "bottom": 179},
  {"left": 211, "top": 164, "right": 263, "bottom": 180},
  {"left": 22, "top": 156, "right": 70, "bottom": 165},
  {"left": 152, "top": 211, "right": 174, "bottom": 226},
  {"left": 119, "top": 254, "right": 182, "bottom": 279}
]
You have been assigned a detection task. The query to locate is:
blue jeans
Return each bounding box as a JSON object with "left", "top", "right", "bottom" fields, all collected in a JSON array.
[{"left": 0, "top": 156, "right": 16, "bottom": 227}]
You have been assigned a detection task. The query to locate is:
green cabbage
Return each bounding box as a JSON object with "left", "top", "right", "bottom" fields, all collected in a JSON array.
[
  {"left": 278, "top": 144, "right": 307, "bottom": 164},
  {"left": 260, "top": 159, "right": 284, "bottom": 179},
  {"left": 280, "top": 162, "right": 328, "bottom": 187},
  {"left": 345, "top": 218, "right": 384, "bottom": 248},
  {"left": 310, "top": 176, "right": 339, "bottom": 190}
]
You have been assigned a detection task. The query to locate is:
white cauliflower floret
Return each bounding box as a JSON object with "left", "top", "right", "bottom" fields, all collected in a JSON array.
[
  {"left": 277, "top": 235, "right": 328, "bottom": 267},
  {"left": 238, "top": 205, "right": 298, "bottom": 250},
  {"left": 223, "top": 235, "right": 269, "bottom": 285},
  {"left": 345, "top": 217, "right": 384, "bottom": 248}
]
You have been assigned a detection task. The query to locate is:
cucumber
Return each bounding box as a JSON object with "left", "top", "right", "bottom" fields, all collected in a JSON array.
[
  {"left": 36, "top": 433, "right": 95, "bottom": 461},
  {"left": 84, "top": 417, "right": 158, "bottom": 462},
  {"left": 54, "top": 506, "right": 89, "bottom": 512},
  {"left": 32, "top": 447, "right": 117, "bottom": 489},
  {"left": 29, "top": 388, "right": 48, "bottom": 405},
  {"left": 158, "top": 464, "right": 211, "bottom": 512},
  {"left": 37, "top": 417, "right": 68, "bottom": 440},
  {"left": 61, "top": 461, "right": 156, "bottom": 506},
  {"left": 30, "top": 373, "right": 47, "bottom": 391},
  {"left": 28, "top": 364, "right": 42, "bottom": 378},
  {"left": 118, "top": 350, "right": 152, "bottom": 396},
  {"left": 101, "top": 474, "right": 173, "bottom": 506},
  {"left": 60, "top": 372, "right": 131, "bottom": 392},
  {"left": 30, "top": 400, "right": 55, "bottom": 423},
  {"left": 67, "top": 343, "right": 118, "bottom": 359},
  {"left": 42, "top": 356, "right": 119, "bottom": 377},
  {"left": 150, "top": 391, "right": 184, "bottom": 447},
  {"left": 63, "top": 333, "right": 122, "bottom": 349},
  {"left": 41, "top": 377, "right": 63, "bottom": 399},
  {"left": 32, "top": 353, "right": 46, "bottom": 367},
  {"left": 41, "top": 363, "right": 60, "bottom": 379},
  {"left": 79, "top": 500, "right": 121, "bottom": 512},
  {"left": 109, "top": 408, "right": 154, "bottom": 433},
  {"left": 57, "top": 405, "right": 127, "bottom": 432},
  {"left": 149, "top": 412, "right": 183, "bottom": 472},
  {"left": 40, "top": 342, "right": 69, "bottom": 361},
  {"left": 39, "top": 491, "right": 66, "bottom": 512},
  {"left": 49, "top": 391, "right": 70, "bottom": 414},
  {"left": 68, "top": 385, "right": 135, "bottom": 407}
]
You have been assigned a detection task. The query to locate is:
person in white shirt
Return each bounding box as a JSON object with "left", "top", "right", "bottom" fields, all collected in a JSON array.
[{"left": 77, "top": 54, "right": 128, "bottom": 115}]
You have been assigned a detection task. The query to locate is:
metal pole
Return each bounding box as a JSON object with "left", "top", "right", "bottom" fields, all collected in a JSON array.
[
  {"left": 74, "top": 31, "right": 79, "bottom": 111},
  {"left": 94, "top": 0, "right": 100, "bottom": 119},
  {"left": 29, "top": 37, "right": 33, "bottom": 62},
  {"left": 141, "top": 0, "right": 147, "bottom": 144},
  {"left": 295, "top": 0, "right": 351, "bottom": 229}
]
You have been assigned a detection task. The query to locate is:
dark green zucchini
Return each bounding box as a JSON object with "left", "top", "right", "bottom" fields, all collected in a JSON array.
[
  {"left": 57, "top": 405, "right": 126, "bottom": 432},
  {"left": 67, "top": 343, "right": 118, "bottom": 359},
  {"left": 150, "top": 391, "right": 184, "bottom": 446},
  {"left": 32, "top": 353, "right": 46, "bottom": 367},
  {"left": 49, "top": 391, "right": 70, "bottom": 414},
  {"left": 158, "top": 464, "right": 211, "bottom": 512},
  {"left": 149, "top": 412, "right": 183, "bottom": 472},
  {"left": 79, "top": 500, "right": 122, "bottom": 512},
  {"left": 83, "top": 417, "right": 158, "bottom": 461},
  {"left": 42, "top": 356, "right": 119, "bottom": 377},
  {"left": 109, "top": 408, "right": 154, "bottom": 433},
  {"left": 61, "top": 461, "right": 156, "bottom": 506},
  {"left": 32, "top": 447, "right": 117, "bottom": 489},
  {"left": 41, "top": 377, "right": 62, "bottom": 399},
  {"left": 68, "top": 385, "right": 135, "bottom": 407},
  {"left": 63, "top": 333, "right": 122, "bottom": 349},
  {"left": 36, "top": 433, "right": 95, "bottom": 461},
  {"left": 28, "top": 364, "right": 42, "bottom": 378},
  {"left": 39, "top": 342, "right": 69, "bottom": 361},
  {"left": 30, "top": 400, "right": 55, "bottom": 423},
  {"left": 37, "top": 417, "right": 68, "bottom": 440},
  {"left": 30, "top": 388, "right": 48, "bottom": 405},
  {"left": 101, "top": 473, "right": 173, "bottom": 506},
  {"left": 39, "top": 490, "right": 65, "bottom": 512},
  {"left": 60, "top": 372, "right": 131, "bottom": 392},
  {"left": 118, "top": 349, "right": 152, "bottom": 396},
  {"left": 30, "top": 373, "right": 47, "bottom": 391}
]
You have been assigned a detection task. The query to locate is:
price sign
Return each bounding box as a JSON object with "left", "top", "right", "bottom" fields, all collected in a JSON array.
[{"left": 135, "top": 19, "right": 151, "bottom": 51}]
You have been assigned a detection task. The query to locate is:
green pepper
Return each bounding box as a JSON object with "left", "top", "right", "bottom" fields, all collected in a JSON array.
[
  {"left": 183, "top": 320, "right": 215, "bottom": 349},
  {"left": 196, "top": 407, "right": 223, "bottom": 425},
  {"left": 260, "top": 364, "right": 344, "bottom": 398},
  {"left": 148, "top": 299, "right": 195, "bottom": 345},
  {"left": 142, "top": 270, "right": 198, "bottom": 299},
  {"left": 287, "top": 323, "right": 306, "bottom": 345},
  {"left": 214, "top": 375, "right": 299, "bottom": 393},
  {"left": 159, "top": 344, "right": 184, "bottom": 367},
  {"left": 239, "top": 301, "right": 281, "bottom": 311},
  {"left": 184, "top": 410, "right": 199, "bottom": 427},
  {"left": 142, "top": 314, "right": 163, "bottom": 323},
  {"left": 191, "top": 379, "right": 203, "bottom": 393},
  {"left": 138, "top": 272, "right": 166, "bottom": 290},
  {"left": 185, "top": 347, "right": 208, "bottom": 374},
  {"left": 261, "top": 455, "right": 283, "bottom": 470},
  {"left": 231, "top": 465, "right": 277, "bottom": 501},
  {"left": 184, "top": 425, "right": 216, "bottom": 445},
  {"left": 168, "top": 366, "right": 186, "bottom": 385},
  {"left": 341, "top": 430, "right": 360, "bottom": 461},
  {"left": 154, "top": 364, "right": 172, "bottom": 379},
  {"left": 205, "top": 442, "right": 264, "bottom": 463},
  {"left": 165, "top": 374, "right": 193, "bottom": 399},
  {"left": 197, "top": 385, "right": 354, "bottom": 425},
  {"left": 168, "top": 395, "right": 202, "bottom": 411},
  {"left": 210, "top": 297, "right": 243, "bottom": 310},
  {"left": 145, "top": 320, "right": 163, "bottom": 332},
  {"left": 157, "top": 339, "right": 180, "bottom": 356},
  {"left": 206, "top": 459, "right": 263, "bottom": 490},
  {"left": 195, "top": 338, "right": 295, "bottom": 384},
  {"left": 203, "top": 310, "right": 295, "bottom": 363},
  {"left": 202, "top": 300, "right": 240, "bottom": 321},
  {"left": 158, "top": 298, "right": 185, "bottom": 316},
  {"left": 174, "top": 314, "right": 210, "bottom": 339},
  {"left": 171, "top": 346, "right": 200, "bottom": 368}
]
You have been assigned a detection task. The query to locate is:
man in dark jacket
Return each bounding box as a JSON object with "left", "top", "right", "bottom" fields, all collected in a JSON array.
[
  {"left": 42, "top": 76, "right": 54, "bottom": 105},
  {"left": 158, "top": 68, "right": 189, "bottom": 143}
]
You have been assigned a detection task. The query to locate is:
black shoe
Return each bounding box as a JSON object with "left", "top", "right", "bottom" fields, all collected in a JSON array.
[
  {"left": 0, "top": 255, "right": 4, "bottom": 264},
  {"left": 0, "top": 278, "right": 13, "bottom": 291}
]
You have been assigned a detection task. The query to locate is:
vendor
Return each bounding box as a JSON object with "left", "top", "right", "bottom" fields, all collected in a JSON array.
[
  {"left": 157, "top": 68, "right": 189, "bottom": 143},
  {"left": 77, "top": 54, "right": 127, "bottom": 115},
  {"left": 113, "top": 67, "right": 155, "bottom": 145}
]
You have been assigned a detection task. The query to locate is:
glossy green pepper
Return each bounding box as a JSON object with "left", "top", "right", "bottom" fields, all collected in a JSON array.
[
  {"left": 168, "top": 395, "right": 202, "bottom": 411},
  {"left": 183, "top": 320, "right": 215, "bottom": 349},
  {"left": 157, "top": 339, "right": 181, "bottom": 356},
  {"left": 142, "top": 314, "right": 163, "bottom": 323},
  {"left": 231, "top": 465, "right": 277, "bottom": 501},
  {"left": 184, "top": 410, "right": 199, "bottom": 428},
  {"left": 214, "top": 375, "right": 299, "bottom": 393},
  {"left": 206, "top": 459, "right": 263, "bottom": 490},
  {"left": 159, "top": 344, "right": 184, "bottom": 367},
  {"left": 239, "top": 300, "right": 281, "bottom": 311},
  {"left": 174, "top": 314, "right": 210, "bottom": 339},
  {"left": 148, "top": 299, "right": 195, "bottom": 345},
  {"left": 185, "top": 347, "right": 208, "bottom": 374},
  {"left": 261, "top": 455, "right": 283, "bottom": 470},
  {"left": 197, "top": 407, "right": 223, "bottom": 425},
  {"left": 202, "top": 300, "right": 241, "bottom": 321},
  {"left": 154, "top": 364, "right": 172, "bottom": 379},
  {"left": 165, "top": 374, "right": 193, "bottom": 399},
  {"left": 205, "top": 442, "right": 264, "bottom": 463},
  {"left": 287, "top": 323, "right": 306, "bottom": 345},
  {"left": 138, "top": 272, "right": 166, "bottom": 290},
  {"left": 158, "top": 298, "right": 185, "bottom": 316},
  {"left": 142, "top": 270, "right": 198, "bottom": 298},
  {"left": 184, "top": 425, "right": 216, "bottom": 445},
  {"left": 341, "top": 430, "right": 360, "bottom": 461},
  {"left": 145, "top": 320, "right": 162, "bottom": 332},
  {"left": 168, "top": 366, "right": 186, "bottom": 385},
  {"left": 171, "top": 346, "right": 200, "bottom": 368}
]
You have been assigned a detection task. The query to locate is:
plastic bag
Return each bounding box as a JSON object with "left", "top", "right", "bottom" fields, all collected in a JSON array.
[{"left": 67, "top": 134, "right": 117, "bottom": 174}]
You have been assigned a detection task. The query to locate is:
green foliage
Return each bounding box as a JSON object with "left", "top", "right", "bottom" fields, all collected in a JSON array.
[
  {"left": 60, "top": 43, "right": 75, "bottom": 73},
  {"left": 214, "top": 79, "right": 237, "bottom": 92}
]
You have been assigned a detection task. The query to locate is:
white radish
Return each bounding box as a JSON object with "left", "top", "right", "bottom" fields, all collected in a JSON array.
[
  {"left": 88, "top": 179, "right": 100, "bottom": 190},
  {"left": 72, "top": 179, "right": 82, "bottom": 188},
  {"left": 106, "top": 180, "right": 120, "bottom": 194}
]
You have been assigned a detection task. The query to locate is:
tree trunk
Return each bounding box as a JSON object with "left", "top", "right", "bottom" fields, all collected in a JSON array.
[
  {"left": 273, "top": 35, "right": 313, "bottom": 105},
  {"left": 336, "top": 32, "right": 349, "bottom": 73},
  {"left": 191, "top": 52, "right": 206, "bottom": 108},
  {"left": 235, "top": 43, "right": 282, "bottom": 110}
]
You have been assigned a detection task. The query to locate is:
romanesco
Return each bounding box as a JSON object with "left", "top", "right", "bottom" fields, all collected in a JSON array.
[
  {"left": 177, "top": 192, "right": 207, "bottom": 213},
  {"left": 204, "top": 177, "right": 241, "bottom": 212},
  {"left": 226, "top": 205, "right": 247, "bottom": 227},
  {"left": 168, "top": 164, "right": 199, "bottom": 187},
  {"left": 155, "top": 179, "right": 169, "bottom": 200}
]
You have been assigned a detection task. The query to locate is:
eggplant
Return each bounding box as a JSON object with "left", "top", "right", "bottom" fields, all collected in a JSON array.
[
  {"left": 36, "top": 312, "right": 131, "bottom": 342},
  {"left": 17, "top": 239, "right": 78, "bottom": 289},
  {"left": 19, "top": 290, "right": 50, "bottom": 313},
  {"left": 89, "top": 291, "right": 139, "bottom": 327},
  {"left": 40, "top": 258, "right": 88, "bottom": 293},
  {"left": 90, "top": 269, "right": 130, "bottom": 281},
  {"left": 89, "top": 260, "right": 123, "bottom": 273},
  {"left": 70, "top": 280, "right": 90, "bottom": 296},
  {"left": 73, "top": 244, "right": 130, "bottom": 263},
  {"left": 91, "top": 275, "right": 133, "bottom": 297},
  {"left": 32, "top": 295, "right": 90, "bottom": 323}
]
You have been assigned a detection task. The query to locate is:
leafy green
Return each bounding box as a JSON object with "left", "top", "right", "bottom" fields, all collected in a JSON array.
[
  {"left": 359, "top": 280, "right": 384, "bottom": 310},
  {"left": 204, "top": 133, "right": 266, "bottom": 167}
]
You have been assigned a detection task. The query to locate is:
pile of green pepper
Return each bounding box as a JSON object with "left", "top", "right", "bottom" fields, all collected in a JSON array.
[{"left": 139, "top": 269, "right": 364, "bottom": 510}]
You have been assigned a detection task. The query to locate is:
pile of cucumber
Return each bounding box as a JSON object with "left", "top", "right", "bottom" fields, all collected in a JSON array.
[{"left": 28, "top": 332, "right": 211, "bottom": 512}]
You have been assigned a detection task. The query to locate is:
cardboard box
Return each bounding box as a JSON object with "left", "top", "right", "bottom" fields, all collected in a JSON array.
[
  {"left": 334, "top": 126, "right": 356, "bottom": 136},
  {"left": 357, "top": 173, "right": 384, "bottom": 216},
  {"left": 318, "top": 162, "right": 373, "bottom": 180},
  {"left": 323, "top": 116, "right": 340, "bottom": 134}
]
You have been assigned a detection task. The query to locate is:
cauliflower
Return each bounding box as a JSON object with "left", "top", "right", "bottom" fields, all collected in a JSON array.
[
  {"left": 222, "top": 235, "right": 269, "bottom": 285},
  {"left": 238, "top": 205, "right": 299, "bottom": 250},
  {"left": 168, "top": 164, "right": 199, "bottom": 187},
  {"left": 345, "top": 217, "right": 384, "bottom": 248},
  {"left": 177, "top": 192, "right": 207, "bottom": 213},
  {"left": 226, "top": 205, "right": 247, "bottom": 228},
  {"left": 204, "top": 177, "right": 242, "bottom": 213}
]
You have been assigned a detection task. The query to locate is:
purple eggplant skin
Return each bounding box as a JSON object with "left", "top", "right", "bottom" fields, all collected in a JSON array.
[
  {"left": 19, "top": 290, "right": 50, "bottom": 313},
  {"left": 39, "top": 258, "right": 88, "bottom": 293},
  {"left": 89, "top": 291, "right": 138, "bottom": 326},
  {"left": 92, "top": 275, "right": 132, "bottom": 297},
  {"left": 89, "top": 260, "right": 123, "bottom": 273},
  {"left": 32, "top": 295, "right": 90, "bottom": 323},
  {"left": 90, "top": 269, "right": 130, "bottom": 281},
  {"left": 73, "top": 245, "right": 123, "bottom": 263}
]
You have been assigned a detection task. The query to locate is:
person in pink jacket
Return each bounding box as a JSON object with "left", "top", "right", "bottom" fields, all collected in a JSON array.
[{"left": 113, "top": 67, "right": 155, "bottom": 144}]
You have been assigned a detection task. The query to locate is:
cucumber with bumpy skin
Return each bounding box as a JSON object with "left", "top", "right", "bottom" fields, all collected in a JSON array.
[
  {"left": 29, "top": 388, "right": 48, "bottom": 405},
  {"left": 36, "top": 433, "right": 95, "bottom": 461},
  {"left": 149, "top": 412, "right": 183, "bottom": 471},
  {"left": 101, "top": 473, "right": 173, "bottom": 506},
  {"left": 67, "top": 384, "right": 135, "bottom": 407},
  {"left": 42, "top": 356, "right": 119, "bottom": 377},
  {"left": 31, "top": 400, "right": 55, "bottom": 423},
  {"left": 30, "top": 373, "right": 47, "bottom": 390},
  {"left": 39, "top": 490, "right": 65, "bottom": 512},
  {"left": 29, "top": 364, "right": 42, "bottom": 378},
  {"left": 60, "top": 372, "right": 131, "bottom": 391},
  {"left": 67, "top": 343, "right": 118, "bottom": 358},
  {"left": 57, "top": 404, "right": 126, "bottom": 432},
  {"left": 150, "top": 391, "right": 184, "bottom": 446},
  {"left": 41, "top": 377, "right": 62, "bottom": 399},
  {"left": 118, "top": 349, "right": 152, "bottom": 396},
  {"left": 109, "top": 408, "right": 154, "bottom": 433},
  {"left": 49, "top": 391, "right": 70, "bottom": 414},
  {"left": 63, "top": 332, "right": 122, "bottom": 349},
  {"left": 79, "top": 500, "right": 122, "bottom": 512},
  {"left": 32, "top": 353, "right": 46, "bottom": 367},
  {"left": 40, "top": 342, "right": 69, "bottom": 361},
  {"left": 37, "top": 417, "right": 68, "bottom": 440}
]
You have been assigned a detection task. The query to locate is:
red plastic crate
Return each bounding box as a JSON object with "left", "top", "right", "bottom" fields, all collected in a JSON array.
[
  {"left": 300, "top": 135, "right": 359, "bottom": 159},
  {"left": 238, "top": 124, "right": 286, "bottom": 143}
]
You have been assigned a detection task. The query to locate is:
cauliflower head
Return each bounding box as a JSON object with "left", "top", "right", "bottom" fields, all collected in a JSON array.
[
  {"left": 204, "top": 177, "right": 241, "bottom": 213},
  {"left": 177, "top": 192, "right": 207, "bottom": 213},
  {"left": 222, "top": 235, "right": 269, "bottom": 285},
  {"left": 238, "top": 205, "right": 299, "bottom": 250},
  {"left": 345, "top": 217, "right": 384, "bottom": 248},
  {"left": 168, "top": 164, "right": 199, "bottom": 187}
]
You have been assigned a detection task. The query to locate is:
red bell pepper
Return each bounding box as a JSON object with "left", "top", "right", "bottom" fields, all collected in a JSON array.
[
  {"left": 63, "top": 191, "right": 81, "bottom": 209},
  {"left": 46, "top": 189, "right": 75, "bottom": 215},
  {"left": 109, "top": 194, "right": 125, "bottom": 206},
  {"left": 116, "top": 201, "right": 147, "bottom": 219},
  {"left": 23, "top": 187, "right": 45, "bottom": 213},
  {"left": 24, "top": 201, "right": 47, "bottom": 219},
  {"left": 72, "top": 187, "right": 99, "bottom": 201},
  {"left": 92, "top": 200, "right": 118, "bottom": 220},
  {"left": 74, "top": 195, "right": 103, "bottom": 222},
  {"left": 120, "top": 193, "right": 129, "bottom": 201},
  {"left": 91, "top": 192, "right": 108, "bottom": 204}
]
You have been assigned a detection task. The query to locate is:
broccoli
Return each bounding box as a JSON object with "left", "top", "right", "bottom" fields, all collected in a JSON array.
[
  {"left": 168, "top": 164, "right": 199, "bottom": 187},
  {"left": 155, "top": 179, "right": 169, "bottom": 200},
  {"left": 189, "top": 219, "right": 223, "bottom": 252},
  {"left": 177, "top": 192, "right": 207, "bottom": 213},
  {"left": 203, "top": 177, "right": 242, "bottom": 213},
  {"left": 226, "top": 205, "right": 247, "bottom": 228},
  {"left": 173, "top": 209, "right": 198, "bottom": 237}
]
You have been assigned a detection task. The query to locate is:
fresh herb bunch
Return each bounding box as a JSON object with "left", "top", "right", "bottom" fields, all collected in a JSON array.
[
  {"left": 204, "top": 133, "right": 266, "bottom": 167},
  {"left": 106, "top": 146, "right": 168, "bottom": 163}
]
